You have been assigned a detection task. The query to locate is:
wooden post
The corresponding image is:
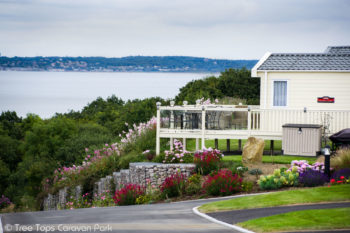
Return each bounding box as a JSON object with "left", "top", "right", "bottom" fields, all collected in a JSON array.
[
  {"left": 195, "top": 138, "right": 199, "bottom": 151},
  {"left": 201, "top": 107, "right": 206, "bottom": 149},
  {"left": 215, "top": 139, "right": 218, "bottom": 149},
  {"left": 247, "top": 107, "right": 252, "bottom": 136},
  {"left": 170, "top": 109, "right": 174, "bottom": 151},
  {"left": 270, "top": 140, "right": 274, "bottom": 156},
  {"left": 170, "top": 110, "right": 174, "bottom": 129},
  {"left": 183, "top": 138, "right": 186, "bottom": 151},
  {"left": 156, "top": 107, "right": 161, "bottom": 155},
  {"left": 238, "top": 139, "right": 242, "bottom": 151},
  {"left": 170, "top": 138, "right": 173, "bottom": 151},
  {"left": 226, "top": 139, "right": 230, "bottom": 152}
]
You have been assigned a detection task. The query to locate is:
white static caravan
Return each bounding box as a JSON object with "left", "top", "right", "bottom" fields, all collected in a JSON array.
[
  {"left": 251, "top": 46, "right": 350, "bottom": 111},
  {"left": 155, "top": 46, "right": 350, "bottom": 155}
]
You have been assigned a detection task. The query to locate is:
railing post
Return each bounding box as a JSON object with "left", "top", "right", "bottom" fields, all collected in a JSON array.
[
  {"left": 170, "top": 107, "right": 174, "bottom": 151},
  {"left": 170, "top": 138, "right": 173, "bottom": 151},
  {"left": 247, "top": 107, "right": 251, "bottom": 136},
  {"left": 201, "top": 106, "right": 206, "bottom": 149},
  {"left": 226, "top": 139, "right": 230, "bottom": 152},
  {"left": 156, "top": 102, "right": 161, "bottom": 155}
]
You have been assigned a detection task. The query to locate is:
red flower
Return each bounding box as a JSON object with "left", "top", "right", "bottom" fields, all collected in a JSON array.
[
  {"left": 337, "top": 180, "right": 343, "bottom": 184},
  {"left": 330, "top": 179, "right": 335, "bottom": 183},
  {"left": 340, "top": 176, "right": 345, "bottom": 180}
]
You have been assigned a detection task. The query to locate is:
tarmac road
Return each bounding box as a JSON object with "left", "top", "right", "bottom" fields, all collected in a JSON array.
[
  {"left": 0, "top": 196, "right": 242, "bottom": 233},
  {"left": 2, "top": 195, "right": 349, "bottom": 233}
]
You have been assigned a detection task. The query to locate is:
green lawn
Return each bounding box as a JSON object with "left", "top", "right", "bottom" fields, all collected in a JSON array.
[
  {"left": 222, "top": 155, "right": 317, "bottom": 164},
  {"left": 199, "top": 184, "right": 350, "bottom": 213},
  {"left": 238, "top": 208, "right": 350, "bottom": 233},
  {"left": 185, "top": 139, "right": 282, "bottom": 152}
]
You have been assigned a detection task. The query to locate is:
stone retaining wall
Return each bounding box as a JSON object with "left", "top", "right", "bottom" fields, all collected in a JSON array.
[{"left": 43, "top": 162, "right": 195, "bottom": 210}]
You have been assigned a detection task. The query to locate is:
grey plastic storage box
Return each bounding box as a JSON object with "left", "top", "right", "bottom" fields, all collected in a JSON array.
[{"left": 282, "top": 124, "right": 322, "bottom": 156}]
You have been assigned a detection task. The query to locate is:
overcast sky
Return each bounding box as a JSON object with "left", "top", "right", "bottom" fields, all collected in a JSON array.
[{"left": 0, "top": 0, "right": 349, "bottom": 59}]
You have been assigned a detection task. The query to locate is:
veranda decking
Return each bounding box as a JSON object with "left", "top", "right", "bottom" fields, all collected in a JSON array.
[{"left": 155, "top": 104, "right": 350, "bottom": 154}]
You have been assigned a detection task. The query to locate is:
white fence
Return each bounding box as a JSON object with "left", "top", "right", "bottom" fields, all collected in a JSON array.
[{"left": 254, "top": 109, "right": 350, "bottom": 134}]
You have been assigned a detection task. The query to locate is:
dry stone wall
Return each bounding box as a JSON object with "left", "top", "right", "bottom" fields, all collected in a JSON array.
[{"left": 43, "top": 162, "right": 195, "bottom": 210}]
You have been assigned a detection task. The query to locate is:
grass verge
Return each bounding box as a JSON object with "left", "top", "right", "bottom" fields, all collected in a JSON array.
[
  {"left": 237, "top": 207, "right": 350, "bottom": 233},
  {"left": 185, "top": 139, "right": 282, "bottom": 151},
  {"left": 222, "top": 155, "right": 317, "bottom": 164},
  {"left": 199, "top": 184, "right": 350, "bottom": 213}
]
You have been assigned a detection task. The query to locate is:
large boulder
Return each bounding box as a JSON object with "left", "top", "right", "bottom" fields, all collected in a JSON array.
[{"left": 242, "top": 137, "right": 265, "bottom": 165}]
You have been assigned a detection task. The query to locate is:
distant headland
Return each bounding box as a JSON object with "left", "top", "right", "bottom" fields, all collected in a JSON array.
[{"left": 0, "top": 56, "right": 257, "bottom": 72}]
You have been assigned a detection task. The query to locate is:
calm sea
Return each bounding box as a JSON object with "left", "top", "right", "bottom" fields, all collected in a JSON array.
[{"left": 0, "top": 71, "right": 213, "bottom": 118}]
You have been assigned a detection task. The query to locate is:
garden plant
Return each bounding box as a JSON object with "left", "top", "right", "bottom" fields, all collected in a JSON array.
[
  {"left": 194, "top": 148, "right": 224, "bottom": 175},
  {"left": 203, "top": 169, "right": 242, "bottom": 196}
]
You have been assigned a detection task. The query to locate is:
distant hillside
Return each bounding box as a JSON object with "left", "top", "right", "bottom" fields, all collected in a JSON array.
[{"left": 0, "top": 56, "right": 257, "bottom": 72}]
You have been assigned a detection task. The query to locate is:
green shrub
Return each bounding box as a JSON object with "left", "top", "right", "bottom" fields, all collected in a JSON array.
[
  {"left": 249, "top": 168, "right": 263, "bottom": 180},
  {"left": 249, "top": 168, "right": 263, "bottom": 175},
  {"left": 258, "top": 168, "right": 299, "bottom": 190},
  {"left": 219, "top": 160, "right": 248, "bottom": 177},
  {"left": 235, "top": 166, "right": 248, "bottom": 176},
  {"left": 241, "top": 181, "right": 254, "bottom": 192},
  {"left": 153, "top": 153, "right": 165, "bottom": 163},
  {"left": 118, "top": 152, "right": 145, "bottom": 169},
  {"left": 135, "top": 194, "right": 152, "bottom": 205},
  {"left": 219, "top": 160, "right": 237, "bottom": 169},
  {"left": 125, "top": 125, "right": 156, "bottom": 154},
  {"left": 185, "top": 174, "right": 203, "bottom": 195}
]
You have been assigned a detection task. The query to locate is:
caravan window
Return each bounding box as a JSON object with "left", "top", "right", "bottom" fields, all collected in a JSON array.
[{"left": 273, "top": 81, "right": 287, "bottom": 106}]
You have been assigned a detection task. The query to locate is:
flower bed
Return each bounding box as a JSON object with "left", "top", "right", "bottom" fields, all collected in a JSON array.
[
  {"left": 43, "top": 121, "right": 350, "bottom": 212},
  {"left": 47, "top": 117, "right": 157, "bottom": 191}
]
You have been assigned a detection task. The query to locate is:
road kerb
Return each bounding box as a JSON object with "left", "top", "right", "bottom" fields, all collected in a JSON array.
[{"left": 192, "top": 206, "right": 255, "bottom": 233}]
